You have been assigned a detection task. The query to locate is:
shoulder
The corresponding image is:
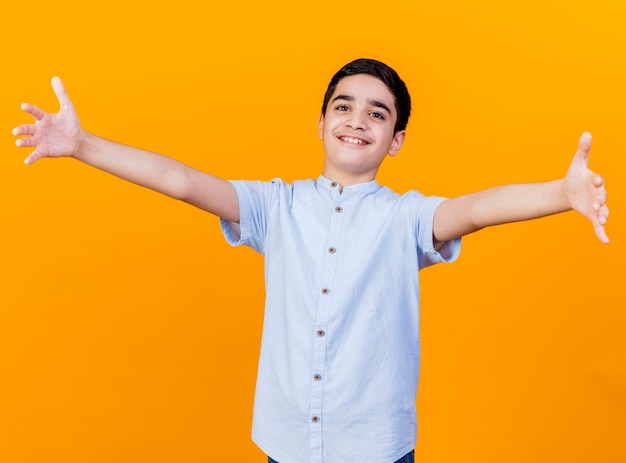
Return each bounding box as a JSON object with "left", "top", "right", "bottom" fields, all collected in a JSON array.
[
  {"left": 375, "top": 187, "right": 449, "bottom": 220},
  {"left": 373, "top": 185, "right": 424, "bottom": 205}
]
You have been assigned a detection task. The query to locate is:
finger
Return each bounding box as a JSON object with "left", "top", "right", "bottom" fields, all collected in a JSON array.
[
  {"left": 592, "top": 188, "right": 607, "bottom": 212},
  {"left": 24, "top": 150, "right": 42, "bottom": 165},
  {"left": 593, "top": 204, "right": 610, "bottom": 244},
  {"left": 51, "top": 76, "right": 74, "bottom": 113},
  {"left": 15, "top": 136, "right": 36, "bottom": 148},
  {"left": 591, "top": 174, "right": 604, "bottom": 187},
  {"left": 21, "top": 102, "right": 46, "bottom": 121},
  {"left": 597, "top": 205, "right": 609, "bottom": 224},
  {"left": 594, "top": 223, "right": 609, "bottom": 244},
  {"left": 12, "top": 124, "right": 36, "bottom": 137},
  {"left": 574, "top": 131, "right": 592, "bottom": 167}
]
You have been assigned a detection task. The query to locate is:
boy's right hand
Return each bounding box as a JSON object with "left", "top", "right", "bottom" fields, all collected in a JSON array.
[{"left": 13, "top": 77, "right": 82, "bottom": 165}]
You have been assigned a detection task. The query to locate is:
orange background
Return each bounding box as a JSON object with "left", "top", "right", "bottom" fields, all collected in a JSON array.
[{"left": 1, "top": 1, "right": 625, "bottom": 462}]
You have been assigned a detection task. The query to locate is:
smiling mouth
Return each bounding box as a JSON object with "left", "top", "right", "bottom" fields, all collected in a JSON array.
[{"left": 340, "top": 136, "right": 369, "bottom": 145}]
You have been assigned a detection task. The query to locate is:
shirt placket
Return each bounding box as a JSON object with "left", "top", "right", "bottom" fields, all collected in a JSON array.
[{"left": 309, "top": 183, "right": 345, "bottom": 463}]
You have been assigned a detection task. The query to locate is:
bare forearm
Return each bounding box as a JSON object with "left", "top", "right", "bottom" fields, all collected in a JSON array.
[
  {"left": 468, "top": 179, "right": 571, "bottom": 224},
  {"left": 74, "top": 131, "right": 190, "bottom": 198},
  {"left": 434, "top": 179, "right": 571, "bottom": 242},
  {"left": 73, "top": 131, "right": 239, "bottom": 222}
]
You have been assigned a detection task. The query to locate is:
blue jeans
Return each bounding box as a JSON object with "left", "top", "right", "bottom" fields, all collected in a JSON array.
[{"left": 268, "top": 449, "right": 414, "bottom": 463}]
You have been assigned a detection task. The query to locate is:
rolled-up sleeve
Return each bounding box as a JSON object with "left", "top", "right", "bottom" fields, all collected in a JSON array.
[
  {"left": 413, "top": 195, "right": 461, "bottom": 269},
  {"left": 220, "top": 179, "right": 280, "bottom": 254}
]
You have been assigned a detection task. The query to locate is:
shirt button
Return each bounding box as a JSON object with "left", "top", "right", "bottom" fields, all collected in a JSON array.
[
  {"left": 317, "top": 330, "right": 326, "bottom": 337},
  {"left": 335, "top": 206, "right": 343, "bottom": 213},
  {"left": 328, "top": 247, "right": 336, "bottom": 254},
  {"left": 321, "top": 288, "right": 330, "bottom": 295},
  {"left": 311, "top": 416, "right": 320, "bottom": 423},
  {"left": 330, "top": 181, "right": 338, "bottom": 187},
  {"left": 313, "top": 374, "right": 322, "bottom": 381}
]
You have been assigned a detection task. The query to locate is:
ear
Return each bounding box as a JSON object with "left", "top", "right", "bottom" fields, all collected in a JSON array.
[
  {"left": 318, "top": 114, "right": 325, "bottom": 140},
  {"left": 388, "top": 130, "right": 406, "bottom": 156}
]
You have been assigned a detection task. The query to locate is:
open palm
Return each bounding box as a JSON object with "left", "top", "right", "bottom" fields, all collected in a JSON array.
[
  {"left": 565, "top": 132, "right": 610, "bottom": 243},
  {"left": 13, "top": 77, "right": 81, "bottom": 165}
]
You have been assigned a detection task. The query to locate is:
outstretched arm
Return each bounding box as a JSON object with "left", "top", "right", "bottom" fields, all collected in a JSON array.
[
  {"left": 13, "top": 77, "right": 239, "bottom": 223},
  {"left": 433, "top": 132, "right": 610, "bottom": 244}
]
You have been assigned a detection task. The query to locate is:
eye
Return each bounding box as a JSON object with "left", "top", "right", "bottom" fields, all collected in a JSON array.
[
  {"left": 370, "top": 111, "right": 385, "bottom": 120},
  {"left": 335, "top": 104, "right": 350, "bottom": 112}
]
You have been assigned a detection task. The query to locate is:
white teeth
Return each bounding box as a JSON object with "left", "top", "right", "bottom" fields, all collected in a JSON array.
[{"left": 342, "top": 137, "right": 364, "bottom": 145}]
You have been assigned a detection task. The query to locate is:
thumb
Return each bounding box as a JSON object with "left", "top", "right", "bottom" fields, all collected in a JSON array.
[
  {"left": 51, "top": 76, "right": 74, "bottom": 113},
  {"left": 574, "top": 131, "right": 592, "bottom": 167}
]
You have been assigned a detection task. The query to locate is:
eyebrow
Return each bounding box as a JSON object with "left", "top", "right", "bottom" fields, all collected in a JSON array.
[{"left": 331, "top": 94, "right": 392, "bottom": 115}]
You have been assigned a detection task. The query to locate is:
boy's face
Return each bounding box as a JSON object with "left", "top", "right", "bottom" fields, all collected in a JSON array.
[{"left": 318, "top": 74, "right": 406, "bottom": 185}]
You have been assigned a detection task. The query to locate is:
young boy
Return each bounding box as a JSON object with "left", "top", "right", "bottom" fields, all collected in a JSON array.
[{"left": 13, "top": 59, "right": 609, "bottom": 463}]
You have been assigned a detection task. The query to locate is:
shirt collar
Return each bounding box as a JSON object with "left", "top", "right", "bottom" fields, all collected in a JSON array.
[{"left": 317, "top": 175, "right": 380, "bottom": 194}]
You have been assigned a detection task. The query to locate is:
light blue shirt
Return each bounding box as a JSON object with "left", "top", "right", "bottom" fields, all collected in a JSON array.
[{"left": 221, "top": 176, "right": 461, "bottom": 463}]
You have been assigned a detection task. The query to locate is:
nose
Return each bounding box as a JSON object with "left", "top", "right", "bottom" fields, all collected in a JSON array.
[{"left": 345, "top": 111, "right": 367, "bottom": 130}]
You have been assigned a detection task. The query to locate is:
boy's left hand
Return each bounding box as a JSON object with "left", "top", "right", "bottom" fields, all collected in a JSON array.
[{"left": 565, "top": 132, "right": 610, "bottom": 243}]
